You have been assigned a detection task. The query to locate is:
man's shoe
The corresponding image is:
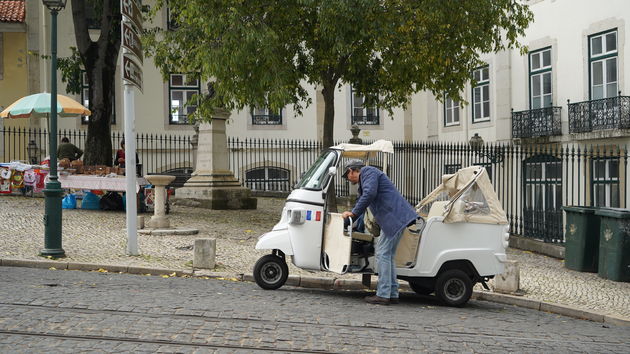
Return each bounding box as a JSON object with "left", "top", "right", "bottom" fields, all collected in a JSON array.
[
  {"left": 364, "top": 295, "right": 390, "bottom": 305},
  {"left": 390, "top": 298, "right": 399, "bottom": 304}
]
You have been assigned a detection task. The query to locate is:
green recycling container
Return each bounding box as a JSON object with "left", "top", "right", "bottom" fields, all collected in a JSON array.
[
  {"left": 562, "top": 206, "right": 601, "bottom": 272},
  {"left": 594, "top": 208, "right": 630, "bottom": 282}
]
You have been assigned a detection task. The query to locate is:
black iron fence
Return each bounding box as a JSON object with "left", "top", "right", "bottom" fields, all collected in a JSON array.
[
  {"left": 4, "top": 128, "right": 629, "bottom": 244},
  {"left": 227, "top": 138, "right": 629, "bottom": 244},
  {"left": 1, "top": 127, "right": 193, "bottom": 186}
]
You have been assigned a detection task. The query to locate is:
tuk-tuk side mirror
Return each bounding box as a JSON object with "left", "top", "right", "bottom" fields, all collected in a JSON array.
[{"left": 327, "top": 166, "right": 337, "bottom": 176}]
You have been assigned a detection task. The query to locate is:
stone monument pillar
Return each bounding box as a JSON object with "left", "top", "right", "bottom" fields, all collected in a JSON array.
[{"left": 174, "top": 109, "right": 257, "bottom": 209}]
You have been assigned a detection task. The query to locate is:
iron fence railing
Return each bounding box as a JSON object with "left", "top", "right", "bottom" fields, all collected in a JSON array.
[
  {"left": 568, "top": 94, "right": 630, "bottom": 133},
  {"left": 227, "top": 138, "right": 630, "bottom": 244},
  {"left": 1, "top": 127, "right": 193, "bottom": 186},
  {"left": 511, "top": 106, "right": 562, "bottom": 138},
  {"left": 4, "top": 128, "right": 630, "bottom": 244}
]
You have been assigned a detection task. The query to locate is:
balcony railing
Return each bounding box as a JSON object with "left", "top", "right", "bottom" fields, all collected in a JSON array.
[
  {"left": 252, "top": 114, "right": 282, "bottom": 125},
  {"left": 568, "top": 94, "right": 630, "bottom": 133},
  {"left": 351, "top": 115, "right": 379, "bottom": 125},
  {"left": 511, "top": 106, "right": 562, "bottom": 138}
]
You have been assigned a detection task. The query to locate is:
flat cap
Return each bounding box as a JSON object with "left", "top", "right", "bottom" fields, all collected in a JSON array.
[{"left": 342, "top": 159, "right": 365, "bottom": 178}]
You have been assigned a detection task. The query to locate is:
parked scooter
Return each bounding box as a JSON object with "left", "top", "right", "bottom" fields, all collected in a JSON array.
[{"left": 253, "top": 140, "right": 509, "bottom": 306}]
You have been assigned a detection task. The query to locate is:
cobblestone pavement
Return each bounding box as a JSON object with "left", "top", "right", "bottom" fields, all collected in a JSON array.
[
  {"left": 1, "top": 266, "right": 629, "bottom": 353},
  {"left": 1, "top": 195, "right": 629, "bottom": 320}
]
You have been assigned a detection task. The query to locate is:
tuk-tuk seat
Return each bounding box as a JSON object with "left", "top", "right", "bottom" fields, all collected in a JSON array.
[{"left": 351, "top": 231, "right": 374, "bottom": 242}]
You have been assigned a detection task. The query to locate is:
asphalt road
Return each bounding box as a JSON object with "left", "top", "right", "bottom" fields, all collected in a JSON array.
[{"left": 0, "top": 267, "right": 628, "bottom": 353}]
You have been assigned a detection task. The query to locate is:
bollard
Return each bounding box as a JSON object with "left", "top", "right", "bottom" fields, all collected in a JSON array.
[
  {"left": 494, "top": 260, "right": 520, "bottom": 294},
  {"left": 137, "top": 216, "right": 145, "bottom": 230},
  {"left": 193, "top": 238, "right": 216, "bottom": 269}
]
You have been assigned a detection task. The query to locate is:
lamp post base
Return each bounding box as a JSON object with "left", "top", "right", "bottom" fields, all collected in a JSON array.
[
  {"left": 41, "top": 180, "right": 65, "bottom": 258},
  {"left": 40, "top": 248, "right": 66, "bottom": 257}
]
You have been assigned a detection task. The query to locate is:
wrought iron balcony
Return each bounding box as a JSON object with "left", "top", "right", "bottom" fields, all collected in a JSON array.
[
  {"left": 511, "top": 106, "right": 562, "bottom": 138},
  {"left": 568, "top": 94, "right": 630, "bottom": 133},
  {"left": 252, "top": 114, "right": 282, "bottom": 125}
]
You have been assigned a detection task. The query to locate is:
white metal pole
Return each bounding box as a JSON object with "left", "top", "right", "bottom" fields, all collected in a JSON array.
[{"left": 124, "top": 84, "right": 138, "bottom": 255}]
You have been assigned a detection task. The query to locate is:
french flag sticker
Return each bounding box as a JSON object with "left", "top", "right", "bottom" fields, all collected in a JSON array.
[
  {"left": 306, "top": 210, "right": 312, "bottom": 221},
  {"left": 315, "top": 211, "right": 321, "bottom": 221}
]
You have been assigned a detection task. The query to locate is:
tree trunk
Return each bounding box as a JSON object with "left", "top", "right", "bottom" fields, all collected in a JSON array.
[
  {"left": 71, "top": 0, "right": 121, "bottom": 166},
  {"left": 321, "top": 80, "right": 338, "bottom": 211},
  {"left": 321, "top": 81, "right": 336, "bottom": 149}
]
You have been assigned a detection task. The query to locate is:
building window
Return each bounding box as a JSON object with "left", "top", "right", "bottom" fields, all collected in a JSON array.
[
  {"left": 245, "top": 167, "right": 290, "bottom": 191},
  {"left": 169, "top": 73, "right": 199, "bottom": 125},
  {"left": 592, "top": 158, "right": 620, "bottom": 207},
  {"left": 351, "top": 87, "right": 379, "bottom": 125},
  {"left": 444, "top": 97, "right": 460, "bottom": 126},
  {"left": 529, "top": 48, "right": 552, "bottom": 109},
  {"left": 251, "top": 107, "right": 282, "bottom": 125},
  {"left": 589, "top": 29, "right": 618, "bottom": 100},
  {"left": 167, "top": 6, "right": 179, "bottom": 30},
  {"left": 81, "top": 71, "right": 115, "bottom": 125},
  {"left": 472, "top": 66, "right": 490, "bottom": 123},
  {"left": 85, "top": 3, "right": 101, "bottom": 30},
  {"left": 444, "top": 163, "right": 461, "bottom": 174}
]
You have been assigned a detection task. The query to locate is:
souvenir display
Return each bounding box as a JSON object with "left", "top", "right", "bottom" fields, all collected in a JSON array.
[
  {"left": 11, "top": 171, "right": 24, "bottom": 189},
  {"left": 0, "top": 179, "right": 10, "bottom": 194},
  {"left": 24, "top": 169, "right": 37, "bottom": 186}
]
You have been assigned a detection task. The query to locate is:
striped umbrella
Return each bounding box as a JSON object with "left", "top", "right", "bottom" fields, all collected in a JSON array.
[{"left": 0, "top": 93, "right": 91, "bottom": 118}]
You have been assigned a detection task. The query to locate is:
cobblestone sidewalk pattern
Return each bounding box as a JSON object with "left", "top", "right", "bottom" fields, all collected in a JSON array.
[{"left": 0, "top": 195, "right": 629, "bottom": 321}]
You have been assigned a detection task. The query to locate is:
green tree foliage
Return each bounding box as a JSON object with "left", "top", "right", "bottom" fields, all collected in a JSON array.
[{"left": 145, "top": 0, "right": 532, "bottom": 148}]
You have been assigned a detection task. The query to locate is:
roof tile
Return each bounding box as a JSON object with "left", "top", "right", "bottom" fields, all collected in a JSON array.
[{"left": 0, "top": 1, "right": 25, "bottom": 23}]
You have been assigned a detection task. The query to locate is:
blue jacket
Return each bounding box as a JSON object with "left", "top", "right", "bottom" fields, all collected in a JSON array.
[{"left": 351, "top": 166, "right": 417, "bottom": 239}]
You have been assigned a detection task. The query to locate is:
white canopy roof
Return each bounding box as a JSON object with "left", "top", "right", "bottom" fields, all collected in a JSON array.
[{"left": 330, "top": 139, "right": 394, "bottom": 159}]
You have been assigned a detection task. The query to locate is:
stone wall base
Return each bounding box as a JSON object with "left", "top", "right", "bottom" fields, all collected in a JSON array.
[
  {"left": 174, "top": 186, "right": 257, "bottom": 210},
  {"left": 509, "top": 234, "right": 565, "bottom": 259}
]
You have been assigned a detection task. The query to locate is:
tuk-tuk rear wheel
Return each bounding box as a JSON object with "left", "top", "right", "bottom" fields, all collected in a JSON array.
[
  {"left": 253, "top": 254, "right": 289, "bottom": 290},
  {"left": 435, "top": 269, "right": 473, "bottom": 307}
]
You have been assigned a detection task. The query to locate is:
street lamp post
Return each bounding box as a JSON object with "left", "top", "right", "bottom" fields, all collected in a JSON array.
[
  {"left": 41, "top": 0, "right": 67, "bottom": 257},
  {"left": 469, "top": 133, "right": 505, "bottom": 164}
]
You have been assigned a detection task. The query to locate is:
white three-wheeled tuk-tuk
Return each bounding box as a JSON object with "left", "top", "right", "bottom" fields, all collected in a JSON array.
[{"left": 253, "top": 140, "right": 510, "bottom": 306}]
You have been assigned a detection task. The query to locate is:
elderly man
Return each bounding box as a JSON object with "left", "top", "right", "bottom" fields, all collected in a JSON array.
[{"left": 341, "top": 159, "right": 417, "bottom": 305}]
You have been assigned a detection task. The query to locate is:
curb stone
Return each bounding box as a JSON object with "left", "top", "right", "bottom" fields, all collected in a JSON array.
[{"left": 1, "top": 258, "right": 628, "bottom": 326}]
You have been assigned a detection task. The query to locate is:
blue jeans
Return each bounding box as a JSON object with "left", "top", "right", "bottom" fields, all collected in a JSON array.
[{"left": 375, "top": 229, "right": 404, "bottom": 299}]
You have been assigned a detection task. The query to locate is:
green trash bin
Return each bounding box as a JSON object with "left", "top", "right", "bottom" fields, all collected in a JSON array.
[
  {"left": 562, "top": 206, "right": 601, "bottom": 272},
  {"left": 594, "top": 208, "right": 630, "bottom": 282}
]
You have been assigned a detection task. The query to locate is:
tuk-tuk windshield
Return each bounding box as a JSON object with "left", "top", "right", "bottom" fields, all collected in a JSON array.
[{"left": 296, "top": 151, "right": 337, "bottom": 190}]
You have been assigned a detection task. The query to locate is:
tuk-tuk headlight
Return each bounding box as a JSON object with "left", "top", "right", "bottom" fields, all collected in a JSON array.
[{"left": 289, "top": 208, "right": 306, "bottom": 225}]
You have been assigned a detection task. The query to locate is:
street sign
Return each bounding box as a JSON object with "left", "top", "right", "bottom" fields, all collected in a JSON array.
[
  {"left": 123, "top": 55, "right": 143, "bottom": 92},
  {"left": 122, "top": 22, "right": 143, "bottom": 63},
  {"left": 121, "top": 0, "right": 143, "bottom": 32}
]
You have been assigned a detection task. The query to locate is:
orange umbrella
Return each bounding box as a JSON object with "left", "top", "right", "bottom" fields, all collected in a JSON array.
[{"left": 0, "top": 93, "right": 91, "bottom": 118}]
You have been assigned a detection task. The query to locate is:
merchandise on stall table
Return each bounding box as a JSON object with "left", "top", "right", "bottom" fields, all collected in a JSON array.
[
  {"left": 24, "top": 169, "right": 36, "bottom": 186},
  {"left": 11, "top": 171, "right": 24, "bottom": 189}
]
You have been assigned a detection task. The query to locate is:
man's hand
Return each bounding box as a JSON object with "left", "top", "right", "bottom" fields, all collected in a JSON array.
[{"left": 341, "top": 211, "right": 355, "bottom": 219}]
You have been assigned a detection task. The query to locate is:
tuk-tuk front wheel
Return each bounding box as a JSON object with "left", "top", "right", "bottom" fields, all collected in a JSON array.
[
  {"left": 435, "top": 269, "right": 473, "bottom": 307},
  {"left": 253, "top": 254, "right": 289, "bottom": 290}
]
